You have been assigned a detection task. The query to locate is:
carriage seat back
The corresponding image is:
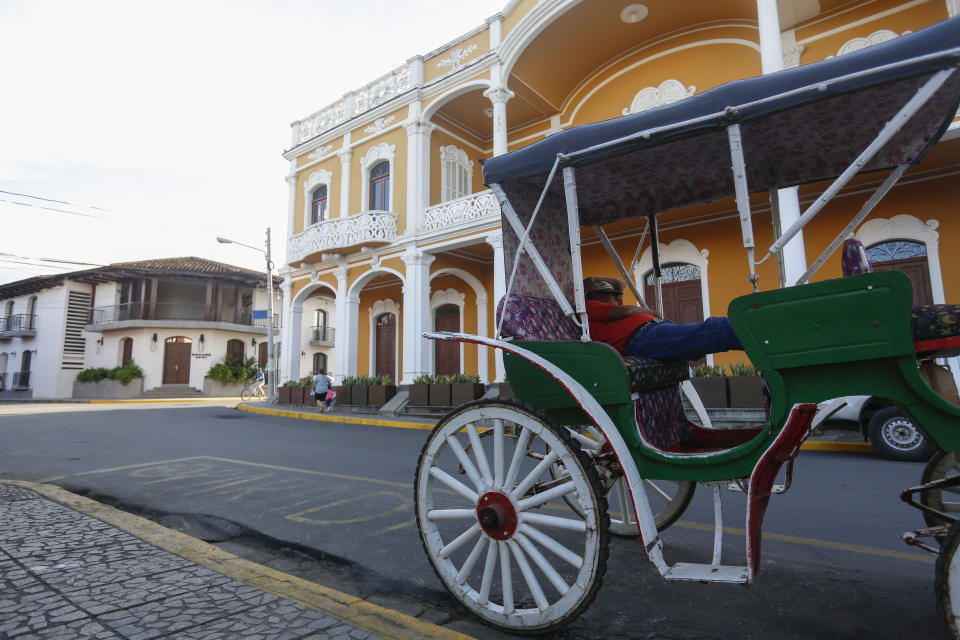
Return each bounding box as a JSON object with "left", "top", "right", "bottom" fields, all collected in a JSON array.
[
  {"left": 841, "top": 238, "right": 873, "bottom": 277},
  {"left": 496, "top": 294, "right": 580, "bottom": 342}
]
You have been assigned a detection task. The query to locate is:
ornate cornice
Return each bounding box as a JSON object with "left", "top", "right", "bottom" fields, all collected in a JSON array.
[
  {"left": 483, "top": 87, "right": 515, "bottom": 105},
  {"left": 622, "top": 79, "right": 695, "bottom": 116},
  {"left": 402, "top": 249, "right": 436, "bottom": 268},
  {"left": 403, "top": 120, "right": 437, "bottom": 136},
  {"left": 485, "top": 232, "right": 504, "bottom": 250},
  {"left": 364, "top": 116, "right": 396, "bottom": 134},
  {"left": 337, "top": 149, "right": 353, "bottom": 164}
]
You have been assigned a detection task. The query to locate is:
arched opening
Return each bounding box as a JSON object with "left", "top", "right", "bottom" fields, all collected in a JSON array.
[
  {"left": 162, "top": 336, "right": 192, "bottom": 384},
  {"left": 311, "top": 185, "right": 328, "bottom": 224},
  {"left": 866, "top": 239, "right": 933, "bottom": 306},
  {"left": 120, "top": 337, "right": 134, "bottom": 366},
  {"left": 258, "top": 342, "right": 268, "bottom": 369},
  {"left": 312, "top": 352, "right": 327, "bottom": 375},
  {"left": 226, "top": 339, "right": 245, "bottom": 366},
  {"left": 369, "top": 161, "right": 390, "bottom": 211},
  {"left": 27, "top": 296, "right": 37, "bottom": 327},
  {"left": 434, "top": 303, "right": 460, "bottom": 375},
  {"left": 374, "top": 312, "right": 397, "bottom": 378}
]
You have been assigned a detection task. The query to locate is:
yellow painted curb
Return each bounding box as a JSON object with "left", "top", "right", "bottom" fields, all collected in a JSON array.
[
  {"left": 800, "top": 440, "right": 875, "bottom": 453},
  {"left": 4, "top": 480, "right": 473, "bottom": 640},
  {"left": 89, "top": 397, "right": 241, "bottom": 404},
  {"left": 237, "top": 403, "right": 434, "bottom": 431}
]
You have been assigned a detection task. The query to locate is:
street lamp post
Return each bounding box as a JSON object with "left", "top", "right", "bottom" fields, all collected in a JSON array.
[{"left": 217, "top": 228, "right": 277, "bottom": 403}]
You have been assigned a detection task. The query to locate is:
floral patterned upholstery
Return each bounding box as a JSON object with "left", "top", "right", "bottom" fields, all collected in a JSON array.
[
  {"left": 912, "top": 304, "right": 960, "bottom": 342},
  {"left": 841, "top": 238, "right": 872, "bottom": 276},
  {"left": 623, "top": 355, "right": 689, "bottom": 394},
  {"left": 496, "top": 295, "right": 580, "bottom": 342},
  {"left": 635, "top": 386, "right": 691, "bottom": 450}
]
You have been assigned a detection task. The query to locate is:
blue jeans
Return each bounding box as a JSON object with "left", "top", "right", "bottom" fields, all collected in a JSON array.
[{"left": 624, "top": 317, "right": 742, "bottom": 361}]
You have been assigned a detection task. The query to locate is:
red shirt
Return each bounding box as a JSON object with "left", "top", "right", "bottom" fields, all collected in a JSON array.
[{"left": 585, "top": 299, "right": 655, "bottom": 353}]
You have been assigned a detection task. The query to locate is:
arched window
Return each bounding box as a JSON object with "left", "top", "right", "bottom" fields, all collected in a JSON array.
[
  {"left": 440, "top": 145, "right": 473, "bottom": 202},
  {"left": 226, "top": 339, "right": 245, "bottom": 366},
  {"left": 312, "top": 352, "right": 327, "bottom": 375},
  {"left": 120, "top": 337, "right": 134, "bottom": 366},
  {"left": 4, "top": 300, "right": 13, "bottom": 331},
  {"left": 311, "top": 185, "right": 328, "bottom": 225},
  {"left": 369, "top": 161, "right": 390, "bottom": 211},
  {"left": 375, "top": 312, "right": 396, "bottom": 377},
  {"left": 866, "top": 239, "right": 933, "bottom": 306},
  {"left": 434, "top": 304, "right": 460, "bottom": 375},
  {"left": 27, "top": 296, "right": 37, "bottom": 320}
]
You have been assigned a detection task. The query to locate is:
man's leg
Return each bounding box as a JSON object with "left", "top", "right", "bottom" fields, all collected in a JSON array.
[{"left": 625, "top": 318, "right": 741, "bottom": 361}]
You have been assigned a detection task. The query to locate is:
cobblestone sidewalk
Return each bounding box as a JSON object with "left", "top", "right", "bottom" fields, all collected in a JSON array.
[{"left": 0, "top": 483, "right": 383, "bottom": 639}]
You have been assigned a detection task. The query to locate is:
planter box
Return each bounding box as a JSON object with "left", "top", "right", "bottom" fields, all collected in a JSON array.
[
  {"left": 73, "top": 378, "right": 144, "bottom": 400},
  {"left": 408, "top": 383, "right": 429, "bottom": 407},
  {"left": 499, "top": 382, "right": 514, "bottom": 399},
  {"left": 202, "top": 379, "right": 244, "bottom": 397},
  {"left": 452, "top": 382, "right": 485, "bottom": 406},
  {"left": 429, "top": 383, "right": 452, "bottom": 407},
  {"left": 350, "top": 385, "right": 368, "bottom": 406},
  {"left": 369, "top": 384, "right": 397, "bottom": 406},
  {"left": 299, "top": 386, "right": 317, "bottom": 405},
  {"left": 728, "top": 376, "right": 765, "bottom": 408},
  {"left": 690, "top": 376, "right": 728, "bottom": 408},
  {"left": 278, "top": 386, "right": 292, "bottom": 404}
]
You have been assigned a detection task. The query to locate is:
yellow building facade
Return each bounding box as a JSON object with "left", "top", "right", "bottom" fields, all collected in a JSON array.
[{"left": 279, "top": 0, "right": 960, "bottom": 386}]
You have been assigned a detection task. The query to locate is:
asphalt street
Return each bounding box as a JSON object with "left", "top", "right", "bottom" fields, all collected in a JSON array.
[{"left": 0, "top": 402, "right": 947, "bottom": 639}]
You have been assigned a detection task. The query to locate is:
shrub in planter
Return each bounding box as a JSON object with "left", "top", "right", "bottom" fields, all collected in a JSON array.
[
  {"left": 207, "top": 356, "right": 257, "bottom": 386},
  {"left": 409, "top": 374, "right": 432, "bottom": 406},
  {"left": 369, "top": 374, "right": 397, "bottom": 406},
  {"left": 279, "top": 380, "right": 300, "bottom": 404},
  {"left": 351, "top": 375, "right": 373, "bottom": 406},
  {"left": 339, "top": 376, "right": 357, "bottom": 405},
  {"left": 690, "top": 364, "right": 727, "bottom": 408},
  {"left": 727, "top": 361, "right": 765, "bottom": 408},
  {"left": 452, "top": 373, "right": 485, "bottom": 405},
  {"left": 429, "top": 374, "right": 455, "bottom": 407},
  {"left": 77, "top": 362, "right": 145, "bottom": 386}
]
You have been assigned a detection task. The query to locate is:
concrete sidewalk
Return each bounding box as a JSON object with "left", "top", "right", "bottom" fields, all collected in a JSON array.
[{"left": 0, "top": 481, "right": 471, "bottom": 640}]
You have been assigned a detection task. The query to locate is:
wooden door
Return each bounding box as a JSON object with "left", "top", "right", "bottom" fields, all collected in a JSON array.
[
  {"left": 162, "top": 337, "right": 191, "bottom": 384},
  {"left": 434, "top": 304, "right": 460, "bottom": 376},
  {"left": 375, "top": 313, "right": 396, "bottom": 378},
  {"left": 121, "top": 338, "right": 133, "bottom": 366},
  {"left": 258, "top": 342, "right": 267, "bottom": 369},
  {"left": 645, "top": 265, "right": 705, "bottom": 365},
  {"left": 872, "top": 256, "right": 933, "bottom": 306}
]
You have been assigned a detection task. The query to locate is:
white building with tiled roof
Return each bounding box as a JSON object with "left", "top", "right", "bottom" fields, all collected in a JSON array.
[{"left": 0, "top": 257, "right": 286, "bottom": 399}]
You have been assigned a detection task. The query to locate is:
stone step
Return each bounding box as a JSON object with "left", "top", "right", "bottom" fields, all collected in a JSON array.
[{"left": 138, "top": 385, "right": 204, "bottom": 398}]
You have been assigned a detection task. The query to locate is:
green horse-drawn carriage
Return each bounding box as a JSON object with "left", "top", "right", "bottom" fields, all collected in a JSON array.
[{"left": 415, "top": 17, "right": 960, "bottom": 636}]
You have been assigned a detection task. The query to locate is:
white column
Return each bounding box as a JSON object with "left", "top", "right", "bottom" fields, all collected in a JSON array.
[
  {"left": 338, "top": 143, "right": 352, "bottom": 218},
  {"left": 949, "top": 0, "right": 960, "bottom": 18},
  {"left": 487, "top": 15, "right": 502, "bottom": 48},
  {"left": 284, "top": 169, "right": 297, "bottom": 242},
  {"left": 476, "top": 292, "right": 489, "bottom": 383},
  {"left": 484, "top": 86, "right": 514, "bottom": 157},
  {"left": 332, "top": 265, "right": 356, "bottom": 384},
  {"left": 404, "top": 116, "right": 435, "bottom": 233},
  {"left": 757, "top": 0, "right": 807, "bottom": 286},
  {"left": 401, "top": 248, "right": 435, "bottom": 384},
  {"left": 280, "top": 279, "right": 299, "bottom": 383},
  {"left": 486, "top": 232, "right": 506, "bottom": 382}
]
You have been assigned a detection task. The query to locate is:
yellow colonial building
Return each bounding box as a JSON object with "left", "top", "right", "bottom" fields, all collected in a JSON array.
[{"left": 278, "top": 0, "right": 960, "bottom": 387}]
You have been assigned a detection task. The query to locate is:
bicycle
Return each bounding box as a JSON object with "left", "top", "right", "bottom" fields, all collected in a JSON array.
[{"left": 240, "top": 378, "right": 265, "bottom": 401}]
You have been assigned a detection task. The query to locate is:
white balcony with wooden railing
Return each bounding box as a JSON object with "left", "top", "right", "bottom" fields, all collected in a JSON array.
[
  {"left": 287, "top": 211, "right": 397, "bottom": 264},
  {"left": 423, "top": 190, "right": 499, "bottom": 232}
]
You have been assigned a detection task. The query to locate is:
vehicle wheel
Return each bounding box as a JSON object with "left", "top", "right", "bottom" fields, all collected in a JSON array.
[
  {"left": 922, "top": 451, "right": 960, "bottom": 528},
  {"left": 867, "top": 406, "right": 938, "bottom": 461},
  {"left": 936, "top": 520, "right": 960, "bottom": 638},
  {"left": 554, "top": 426, "right": 695, "bottom": 535},
  {"left": 240, "top": 388, "right": 252, "bottom": 401},
  {"left": 415, "top": 399, "right": 610, "bottom": 635}
]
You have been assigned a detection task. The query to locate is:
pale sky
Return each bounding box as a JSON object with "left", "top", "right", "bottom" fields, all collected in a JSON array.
[{"left": 0, "top": 0, "right": 505, "bottom": 285}]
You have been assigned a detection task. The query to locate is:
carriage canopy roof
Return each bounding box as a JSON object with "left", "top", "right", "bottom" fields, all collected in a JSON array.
[{"left": 482, "top": 17, "right": 960, "bottom": 226}]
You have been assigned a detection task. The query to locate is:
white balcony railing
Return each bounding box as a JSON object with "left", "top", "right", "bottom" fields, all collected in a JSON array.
[
  {"left": 423, "top": 190, "right": 499, "bottom": 232},
  {"left": 287, "top": 212, "right": 398, "bottom": 263}
]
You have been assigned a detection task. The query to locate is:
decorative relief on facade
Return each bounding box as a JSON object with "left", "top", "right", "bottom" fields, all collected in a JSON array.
[
  {"left": 287, "top": 212, "right": 398, "bottom": 263},
  {"left": 364, "top": 116, "right": 396, "bottom": 134},
  {"left": 296, "top": 65, "right": 411, "bottom": 144},
  {"left": 431, "top": 288, "right": 465, "bottom": 310},
  {"left": 360, "top": 143, "right": 396, "bottom": 169},
  {"left": 437, "top": 44, "right": 478, "bottom": 72},
  {"left": 304, "top": 169, "right": 332, "bottom": 194},
  {"left": 369, "top": 298, "right": 400, "bottom": 322},
  {"left": 950, "top": 0, "right": 960, "bottom": 18},
  {"left": 622, "top": 79, "right": 695, "bottom": 115},
  {"left": 308, "top": 145, "right": 334, "bottom": 161},
  {"left": 831, "top": 30, "right": 909, "bottom": 57},
  {"left": 423, "top": 190, "right": 499, "bottom": 231},
  {"left": 782, "top": 43, "right": 805, "bottom": 69}
]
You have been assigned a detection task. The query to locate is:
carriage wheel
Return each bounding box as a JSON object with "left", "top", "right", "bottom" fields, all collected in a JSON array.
[
  {"left": 415, "top": 399, "right": 610, "bottom": 635},
  {"left": 555, "top": 425, "right": 695, "bottom": 536},
  {"left": 936, "top": 520, "right": 960, "bottom": 638},
  {"left": 922, "top": 451, "right": 960, "bottom": 528}
]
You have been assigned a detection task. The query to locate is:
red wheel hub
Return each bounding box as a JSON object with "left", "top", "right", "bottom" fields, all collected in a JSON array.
[{"left": 476, "top": 492, "right": 518, "bottom": 540}]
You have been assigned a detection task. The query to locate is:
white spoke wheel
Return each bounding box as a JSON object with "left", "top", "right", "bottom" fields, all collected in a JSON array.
[
  {"left": 240, "top": 388, "right": 252, "bottom": 401},
  {"left": 922, "top": 451, "right": 960, "bottom": 529},
  {"left": 936, "top": 520, "right": 960, "bottom": 638},
  {"left": 415, "top": 399, "right": 610, "bottom": 635},
  {"left": 552, "top": 427, "right": 695, "bottom": 536}
]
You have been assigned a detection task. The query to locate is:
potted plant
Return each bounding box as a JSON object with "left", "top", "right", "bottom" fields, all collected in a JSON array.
[
  {"left": 452, "top": 373, "right": 485, "bottom": 405},
  {"left": 339, "top": 376, "right": 357, "bottom": 405},
  {"left": 727, "top": 362, "right": 765, "bottom": 408},
  {"left": 351, "top": 375, "right": 373, "bottom": 406},
  {"left": 296, "top": 376, "right": 315, "bottom": 405},
  {"left": 409, "top": 374, "right": 432, "bottom": 406},
  {"left": 429, "top": 374, "right": 454, "bottom": 407},
  {"left": 279, "top": 380, "right": 297, "bottom": 404},
  {"left": 690, "top": 364, "right": 727, "bottom": 408},
  {"left": 369, "top": 374, "right": 397, "bottom": 406},
  {"left": 203, "top": 356, "right": 256, "bottom": 397}
]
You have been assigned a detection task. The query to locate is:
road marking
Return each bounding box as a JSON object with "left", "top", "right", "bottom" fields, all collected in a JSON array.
[
  {"left": 286, "top": 491, "right": 411, "bottom": 525},
  {"left": 237, "top": 403, "right": 435, "bottom": 430},
  {"left": 42, "top": 456, "right": 209, "bottom": 482}
]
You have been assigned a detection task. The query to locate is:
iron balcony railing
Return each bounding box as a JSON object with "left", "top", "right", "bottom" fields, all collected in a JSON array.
[
  {"left": 310, "top": 326, "right": 335, "bottom": 343},
  {"left": 91, "top": 303, "right": 277, "bottom": 327},
  {"left": 3, "top": 314, "right": 37, "bottom": 332},
  {"left": 12, "top": 371, "right": 30, "bottom": 389}
]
